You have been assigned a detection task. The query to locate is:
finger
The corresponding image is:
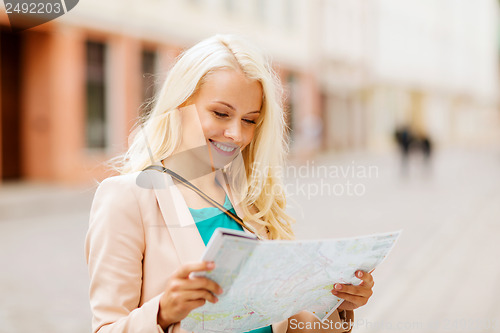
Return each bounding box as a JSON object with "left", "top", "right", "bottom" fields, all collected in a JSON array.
[
  {"left": 169, "top": 276, "right": 222, "bottom": 295},
  {"left": 333, "top": 292, "right": 368, "bottom": 308},
  {"left": 187, "top": 298, "right": 207, "bottom": 309},
  {"left": 175, "top": 261, "right": 215, "bottom": 278},
  {"left": 355, "top": 271, "right": 374, "bottom": 288},
  {"left": 187, "top": 277, "right": 224, "bottom": 295},
  {"left": 171, "top": 297, "right": 207, "bottom": 315},
  {"left": 180, "top": 289, "right": 219, "bottom": 304},
  {"left": 332, "top": 283, "right": 372, "bottom": 298}
]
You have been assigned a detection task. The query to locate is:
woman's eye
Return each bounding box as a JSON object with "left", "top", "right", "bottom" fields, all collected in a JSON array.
[
  {"left": 213, "top": 111, "right": 228, "bottom": 118},
  {"left": 212, "top": 110, "right": 256, "bottom": 124}
]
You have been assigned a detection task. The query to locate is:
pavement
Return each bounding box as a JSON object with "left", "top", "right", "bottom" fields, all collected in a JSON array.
[
  {"left": 1, "top": 146, "right": 499, "bottom": 333},
  {"left": 0, "top": 182, "right": 96, "bottom": 333},
  {"left": 287, "top": 146, "right": 500, "bottom": 333}
]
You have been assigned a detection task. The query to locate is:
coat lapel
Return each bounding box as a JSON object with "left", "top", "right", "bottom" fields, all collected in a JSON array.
[{"left": 143, "top": 169, "right": 206, "bottom": 264}]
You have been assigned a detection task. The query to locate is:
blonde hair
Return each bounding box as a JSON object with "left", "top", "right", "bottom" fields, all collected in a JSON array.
[{"left": 115, "top": 34, "right": 294, "bottom": 240}]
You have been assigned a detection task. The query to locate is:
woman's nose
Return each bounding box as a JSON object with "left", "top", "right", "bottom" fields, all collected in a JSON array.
[{"left": 224, "top": 121, "right": 242, "bottom": 143}]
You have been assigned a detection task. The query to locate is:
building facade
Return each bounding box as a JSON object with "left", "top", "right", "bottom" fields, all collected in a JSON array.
[
  {"left": 0, "top": 0, "right": 499, "bottom": 184},
  {"left": 0, "top": 0, "right": 321, "bottom": 183},
  {"left": 319, "top": 0, "right": 500, "bottom": 151}
]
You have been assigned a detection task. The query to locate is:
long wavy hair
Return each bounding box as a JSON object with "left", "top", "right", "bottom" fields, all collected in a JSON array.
[{"left": 114, "top": 34, "right": 294, "bottom": 240}]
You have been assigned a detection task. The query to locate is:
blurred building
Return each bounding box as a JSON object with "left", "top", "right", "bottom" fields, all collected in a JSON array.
[
  {"left": 0, "top": 0, "right": 499, "bottom": 184},
  {"left": 320, "top": 0, "right": 500, "bottom": 151},
  {"left": 0, "top": 0, "right": 318, "bottom": 183}
]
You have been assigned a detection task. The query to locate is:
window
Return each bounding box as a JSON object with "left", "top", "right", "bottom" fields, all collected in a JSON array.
[
  {"left": 255, "top": 0, "right": 266, "bottom": 22},
  {"left": 284, "top": 0, "right": 295, "bottom": 30},
  {"left": 85, "top": 41, "right": 107, "bottom": 149},
  {"left": 285, "top": 73, "right": 296, "bottom": 136},
  {"left": 141, "top": 49, "right": 157, "bottom": 109},
  {"left": 224, "top": 0, "right": 235, "bottom": 13}
]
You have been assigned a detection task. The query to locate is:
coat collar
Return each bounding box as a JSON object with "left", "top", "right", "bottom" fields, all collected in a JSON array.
[
  {"left": 143, "top": 168, "right": 206, "bottom": 264},
  {"left": 142, "top": 167, "right": 256, "bottom": 264}
]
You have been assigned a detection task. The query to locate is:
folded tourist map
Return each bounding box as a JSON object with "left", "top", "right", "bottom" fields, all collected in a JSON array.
[{"left": 181, "top": 228, "right": 401, "bottom": 332}]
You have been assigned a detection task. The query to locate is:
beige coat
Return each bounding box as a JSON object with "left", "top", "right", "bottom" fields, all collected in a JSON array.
[{"left": 85, "top": 169, "right": 353, "bottom": 333}]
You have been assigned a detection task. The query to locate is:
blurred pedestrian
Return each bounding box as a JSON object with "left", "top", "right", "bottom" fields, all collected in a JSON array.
[{"left": 394, "top": 126, "right": 433, "bottom": 176}]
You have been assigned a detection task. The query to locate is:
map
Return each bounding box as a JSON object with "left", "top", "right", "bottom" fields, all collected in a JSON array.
[{"left": 181, "top": 230, "right": 401, "bottom": 332}]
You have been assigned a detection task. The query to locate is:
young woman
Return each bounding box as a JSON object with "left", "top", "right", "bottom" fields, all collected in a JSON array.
[{"left": 85, "top": 34, "right": 374, "bottom": 333}]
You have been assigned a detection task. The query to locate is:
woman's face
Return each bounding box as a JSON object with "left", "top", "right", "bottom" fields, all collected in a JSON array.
[{"left": 179, "top": 69, "right": 263, "bottom": 169}]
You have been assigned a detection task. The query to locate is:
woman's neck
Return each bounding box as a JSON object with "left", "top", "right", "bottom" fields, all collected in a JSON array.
[
  {"left": 162, "top": 153, "right": 228, "bottom": 208},
  {"left": 161, "top": 148, "right": 220, "bottom": 191}
]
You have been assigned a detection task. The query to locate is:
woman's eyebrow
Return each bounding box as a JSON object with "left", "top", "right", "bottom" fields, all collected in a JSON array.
[
  {"left": 213, "top": 101, "right": 235, "bottom": 110},
  {"left": 213, "top": 101, "right": 261, "bottom": 114}
]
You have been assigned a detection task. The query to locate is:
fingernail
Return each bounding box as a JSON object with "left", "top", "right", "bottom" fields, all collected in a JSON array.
[
  {"left": 357, "top": 271, "right": 363, "bottom": 278},
  {"left": 335, "top": 284, "right": 342, "bottom": 290},
  {"left": 332, "top": 290, "right": 338, "bottom": 295},
  {"left": 207, "top": 262, "right": 215, "bottom": 270},
  {"left": 218, "top": 287, "right": 223, "bottom": 294}
]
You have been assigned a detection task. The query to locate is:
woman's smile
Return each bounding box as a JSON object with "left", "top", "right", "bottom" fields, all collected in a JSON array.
[{"left": 209, "top": 139, "right": 239, "bottom": 156}]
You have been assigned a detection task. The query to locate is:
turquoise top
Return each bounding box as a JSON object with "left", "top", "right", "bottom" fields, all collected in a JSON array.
[{"left": 188, "top": 196, "right": 273, "bottom": 333}]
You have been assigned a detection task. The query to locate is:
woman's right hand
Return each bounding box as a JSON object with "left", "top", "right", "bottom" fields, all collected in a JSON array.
[{"left": 157, "top": 261, "right": 223, "bottom": 329}]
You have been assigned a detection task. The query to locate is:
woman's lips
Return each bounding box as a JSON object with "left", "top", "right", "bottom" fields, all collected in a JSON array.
[{"left": 209, "top": 139, "right": 239, "bottom": 156}]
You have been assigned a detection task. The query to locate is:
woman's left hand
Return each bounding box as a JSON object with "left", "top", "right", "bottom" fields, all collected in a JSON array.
[{"left": 333, "top": 270, "right": 374, "bottom": 311}]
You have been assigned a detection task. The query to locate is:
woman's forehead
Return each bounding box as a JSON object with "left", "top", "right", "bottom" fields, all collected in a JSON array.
[{"left": 197, "top": 69, "right": 263, "bottom": 112}]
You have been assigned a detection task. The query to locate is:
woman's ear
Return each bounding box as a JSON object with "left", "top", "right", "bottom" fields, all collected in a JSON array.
[
  {"left": 179, "top": 90, "right": 197, "bottom": 109},
  {"left": 178, "top": 99, "right": 190, "bottom": 108}
]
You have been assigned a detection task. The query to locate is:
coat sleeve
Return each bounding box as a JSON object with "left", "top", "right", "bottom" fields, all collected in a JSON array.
[{"left": 85, "top": 176, "right": 165, "bottom": 333}]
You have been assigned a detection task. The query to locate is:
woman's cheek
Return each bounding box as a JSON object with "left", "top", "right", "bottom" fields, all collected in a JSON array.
[
  {"left": 201, "top": 120, "right": 219, "bottom": 138},
  {"left": 244, "top": 128, "right": 256, "bottom": 146}
]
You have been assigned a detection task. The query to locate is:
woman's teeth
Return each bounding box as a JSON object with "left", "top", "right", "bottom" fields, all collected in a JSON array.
[{"left": 213, "top": 141, "right": 236, "bottom": 152}]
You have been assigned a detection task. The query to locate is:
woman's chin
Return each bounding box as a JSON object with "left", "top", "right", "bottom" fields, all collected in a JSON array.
[{"left": 209, "top": 147, "right": 240, "bottom": 169}]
